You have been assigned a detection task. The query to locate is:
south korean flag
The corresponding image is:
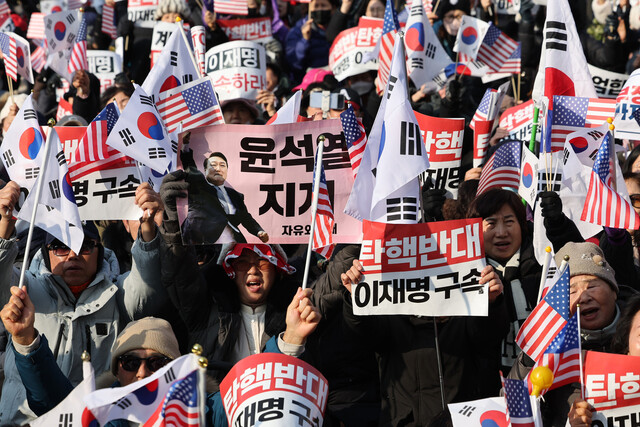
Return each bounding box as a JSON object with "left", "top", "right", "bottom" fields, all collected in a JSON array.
[{"left": 106, "top": 84, "right": 174, "bottom": 172}]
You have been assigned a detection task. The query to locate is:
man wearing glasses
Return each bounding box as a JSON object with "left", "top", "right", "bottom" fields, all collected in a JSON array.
[{"left": 0, "top": 180, "right": 167, "bottom": 425}]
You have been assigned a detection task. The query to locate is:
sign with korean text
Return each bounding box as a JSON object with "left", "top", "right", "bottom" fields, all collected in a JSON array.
[
  {"left": 57, "top": 126, "right": 141, "bottom": 220},
  {"left": 205, "top": 41, "right": 266, "bottom": 102},
  {"left": 354, "top": 218, "right": 487, "bottom": 316},
  {"left": 415, "top": 112, "right": 464, "bottom": 198},
  {"left": 221, "top": 353, "right": 328, "bottom": 426},
  {"left": 177, "top": 120, "right": 361, "bottom": 244},
  {"left": 588, "top": 64, "right": 628, "bottom": 99},
  {"left": 151, "top": 22, "right": 190, "bottom": 68},
  {"left": 585, "top": 351, "right": 640, "bottom": 411},
  {"left": 127, "top": 0, "right": 159, "bottom": 28},
  {"left": 217, "top": 17, "right": 273, "bottom": 43},
  {"left": 591, "top": 405, "right": 640, "bottom": 426},
  {"left": 614, "top": 68, "right": 640, "bottom": 140},
  {"left": 499, "top": 99, "right": 538, "bottom": 144},
  {"left": 87, "top": 50, "right": 123, "bottom": 94},
  {"left": 329, "top": 17, "right": 381, "bottom": 82}
]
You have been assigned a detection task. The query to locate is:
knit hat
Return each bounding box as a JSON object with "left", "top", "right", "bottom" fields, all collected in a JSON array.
[
  {"left": 111, "top": 317, "right": 181, "bottom": 376},
  {"left": 555, "top": 242, "right": 618, "bottom": 293},
  {"left": 154, "top": 0, "right": 190, "bottom": 20},
  {"left": 435, "top": 0, "right": 471, "bottom": 17}
]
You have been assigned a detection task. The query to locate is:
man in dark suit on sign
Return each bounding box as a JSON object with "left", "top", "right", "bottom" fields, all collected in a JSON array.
[{"left": 180, "top": 149, "right": 269, "bottom": 244}]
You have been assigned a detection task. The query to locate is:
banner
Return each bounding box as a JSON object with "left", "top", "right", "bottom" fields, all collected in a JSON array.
[
  {"left": 585, "top": 351, "right": 640, "bottom": 410},
  {"left": 588, "top": 64, "right": 628, "bottom": 99},
  {"left": 499, "top": 99, "right": 538, "bottom": 143},
  {"left": 177, "top": 120, "right": 361, "bottom": 244},
  {"left": 353, "top": 218, "right": 487, "bottom": 316},
  {"left": 615, "top": 68, "right": 640, "bottom": 139},
  {"left": 87, "top": 50, "right": 122, "bottom": 94},
  {"left": 591, "top": 405, "right": 640, "bottom": 426},
  {"left": 221, "top": 353, "right": 328, "bottom": 426},
  {"left": 415, "top": 112, "right": 464, "bottom": 198},
  {"left": 217, "top": 17, "right": 274, "bottom": 43},
  {"left": 57, "top": 126, "right": 141, "bottom": 220},
  {"left": 127, "top": 0, "right": 159, "bottom": 28},
  {"left": 329, "top": 17, "right": 382, "bottom": 82},
  {"left": 150, "top": 22, "right": 190, "bottom": 68},
  {"left": 205, "top": 41, "right": 266, "bottom": 101}
]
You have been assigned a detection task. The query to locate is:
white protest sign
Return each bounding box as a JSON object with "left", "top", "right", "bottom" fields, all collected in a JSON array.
[
  {"left": 127, "top": 0, "right": 159, "bottom": 28},
  {"left": 87, "top": 50, "right": 123, "bottom": 94},
  {"left": 588, "top": 64, "right": 628, "bottom": 99},
  {"left": 205, "top": 40, "right": 266, "bottom": 102},
  {"left": 329, "top": 17, "right": 382, "bottom": 82}
]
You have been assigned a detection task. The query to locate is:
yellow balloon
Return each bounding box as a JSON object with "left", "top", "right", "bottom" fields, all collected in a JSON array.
[{"left": 530, "top": 366, "right": 554, "bottom": 397}]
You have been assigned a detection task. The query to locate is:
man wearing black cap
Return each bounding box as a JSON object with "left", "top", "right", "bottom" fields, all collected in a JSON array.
[{"left": 0, "top": 180, "right": 168, "bottom": 425}]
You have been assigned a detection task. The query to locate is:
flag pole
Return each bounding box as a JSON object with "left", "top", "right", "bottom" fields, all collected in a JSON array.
[
  {"left": 191, "top": 344, "right": 208, "bottom": 427},
  {"left": 18, "top": 119, "right": 56, "bottom": 290},
  {"left": 536, "top": 246, "right": 552, "bottom": 302},
  {"left": 511, "top": 75, "right": 517, "bottom": 103},
  {"left": 301, "top": 135, "right": 325, "bottom": 290},
  {"left": 6, "top": 74, "right": 14, "bottom": 104},
  {"left": 608, "top": 119, "right": 617, "bottom": 191},
  {"left": 576, "top": 304, "right": 585, "bottom": 399},
  {"left": 433, "top": 317, "right": 446, "bottom": 410},
  {"left": 175, "top": 17, "right": 202, "bottom": 78}
]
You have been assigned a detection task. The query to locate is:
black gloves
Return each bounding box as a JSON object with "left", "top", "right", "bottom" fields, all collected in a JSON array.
[
  {"left": 159, "top": 170, "right": 188, "bottom": 233},
  {"left": 538, "top": 191, "right": 563, "bottom": 223},
  {"left": 422, "top": 188, "right": 447, "bottom": 221}
]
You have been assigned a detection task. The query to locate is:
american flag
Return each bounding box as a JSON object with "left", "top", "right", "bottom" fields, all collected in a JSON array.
[
  {"left": 549, "top": 95, "right": 616, "bottom": 152},
  {"left": 516, "top": 264, "right": 570, "bottom": 363},
  {"left": 503, "top": 378, "right": 535, "bottom": 427},
  {"left": 312, "top": 150, "right": 334, "bottom": 259},
  {"left": 469, "top": 88, "right": 497, "bottom": 130},
  {"left": 477, "top": 23, "right": 518, "bottom": 72},
  {"left": 340, "top": 105, "right": 367, "bottom": 179},
  {"left": 68, "top": 0, "right": 85, "bottom": 10},
  {"left": 214, "top": 0, "right": 248, "bottom": 16},
  {"left": 0, "top": 0, "right": 10, "bottom": 17},
  {"left": 69, "top": 101, "right": 133, "bottom": 180},
  {"left": 156, "top": 76, "right": 224, "bottom": 133},
  {"left": 31, "top": 44, "right": 46, "bottom": 73},
  {"left": 632, "top": 106, "right": 640, "bottom": 127},
  {"left": 476, "top": 140, "right": 521, "bottom": 195},
  {"left": 528, "top": 313, "right": 581, "bottom": 394},
  {"left": 581, "top": 133, "right": 640, "bottom": 229},
  {"left": 68, "top": 12, "right": 87, "bottom": 74},
  {"left": 0, "top": 32, "right": 17, "bottom": 81},
  {"left": 27, "top": 12, "right": 45, "bottom": 39},
  {"left": 101, "top": 4, "right": 117, "bottom": 39},
  {"left": 493, "top": 42, "right": 521, "bottom": 74},
  {"left": 144, "top": 371, "right": 199, "bottom": 427},
  {"left": 375, "top": 0, "right": 399, "bottom": 95}
]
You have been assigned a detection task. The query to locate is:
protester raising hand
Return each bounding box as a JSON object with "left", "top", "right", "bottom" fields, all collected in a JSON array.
[
  {"left": 134, "top": 183, "right": 164, "bottom": 242},
  {"left": 282, "top": 287, "right": 322, "bottom": 345},
  {"left": 568, "top": 399, "right": 595, "bottom": 427},
  {"left": 1, "top": 286, "right": 36, "bottom": 347}
]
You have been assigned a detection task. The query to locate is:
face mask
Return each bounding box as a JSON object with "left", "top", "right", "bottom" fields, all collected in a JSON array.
[
  {"left": 444, "top": 20, "right": 460, "bottom": 36},
  {"left": 259, "top": 4, "right": 267, "bottom": 15},
  {"left": 350, "top": 80, "right": 373, "bottom": 95},
  {"left": 310, "top": 10, "right": 332, "bottom": 27}
]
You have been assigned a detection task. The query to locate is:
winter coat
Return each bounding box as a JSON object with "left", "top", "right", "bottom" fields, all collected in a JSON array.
[
  {"left": 0, "top": 232, "right": 165, "bottom": 425},
  {"left": 285, "top": 17, "right": 332, "bottom": 84}
]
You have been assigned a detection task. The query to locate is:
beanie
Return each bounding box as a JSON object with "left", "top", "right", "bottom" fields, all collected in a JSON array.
[
  {"left": 554, "top": 242, "right": 618, "bottom": 293},
  {"left": 111, "top": 317, "right": 181, "bottom": 375},
  {"left": 154, "top": 0, "right": 190, "bottom": 20}
]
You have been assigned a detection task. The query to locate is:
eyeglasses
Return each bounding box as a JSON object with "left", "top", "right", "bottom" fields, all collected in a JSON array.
[
  {"left": 47, "top": 240, "right": 97, "bottom": 257},
  {"left": 231, "top": 258, "right": 273, "bottom": 272},
  {"left": 631, "top": 194, "right": 640, "bottom": 209},
  {"left": 118, "top": 355, "right": 172, "bottom": 373},
  {"left": 443, "top": 13, "right": 464, "bottom": 22}
]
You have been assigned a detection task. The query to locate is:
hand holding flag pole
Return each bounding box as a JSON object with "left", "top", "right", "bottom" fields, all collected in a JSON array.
[
  {"left": 301, "top": 136, "right": 325, "bottom": 290},
  {"left": 18, "top": 119, "right": 56, "bottom": 290}
]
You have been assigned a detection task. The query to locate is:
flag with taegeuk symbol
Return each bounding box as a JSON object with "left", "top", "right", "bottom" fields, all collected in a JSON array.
[
  {"left": 527, "top": 313, "right": 582, "bottom": 395},
  {"left": 339, "top": 105, "right": 367, "bottom": 179},
  {"left": 312, "top": 149, "right": 334, "bottom": 259},
  {"left": 68, "top": 12, "right": 87, "bottom": 75},
  {"left": 581, "top": 132, "right": 640, "bottom": 229},
  {"left": 516, "top": 264, "right": 570, "bottom": 363},
  {"left": 156, "top": 75, "right": 224, "bottom": 134},
  {"left": 476, "top": 140, "right": 521, "bottom": 195}
]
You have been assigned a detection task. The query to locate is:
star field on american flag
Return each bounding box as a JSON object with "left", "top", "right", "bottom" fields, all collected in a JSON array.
[
  {"left": 543, "top": 265, "right": 570, "bottom": 319},
  {"left": 491, "top": 140, "right": 520, "bottom": 170},
  {"left": 504, "top": 378, "right": 533, "bottom": 421},
  {"left": 470, "top": 88, "right": 495, "bottom": 129},
  {"left": 553, "top": 96, "right": 589, "bottom": 128},
  {"left": 546, "top": 313, "right": 579, "bottom": 354},
  {"left": 593, "top": 135, "right": 611, "bottom": 185},
  {"left": 633, "top": 107, "right": 640, "bottom": 127}
]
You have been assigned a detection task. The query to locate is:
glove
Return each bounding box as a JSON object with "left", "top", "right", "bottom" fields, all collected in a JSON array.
[
  {"left": 159, "top": 170, "right": 188, "bottom": 232},
  {"left": 444, "top": 79, "right": 461, "bottom": 103},
  {"left": 422, "top": 188, "right": 447, "bottom": 221},
  {"left": 538, "top": 191, "right": 563, "bottom": 222}
]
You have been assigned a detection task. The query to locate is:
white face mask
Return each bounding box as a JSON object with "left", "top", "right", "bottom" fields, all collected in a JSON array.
[
  {"left": 259, "top": 4, "right": 267, "bottom": 15},
  {"left": 350, "top": 81, "right": 373, "bottom": 95},
  {"left": 444, "top": 20, "right": 460, "bottom": 36}
]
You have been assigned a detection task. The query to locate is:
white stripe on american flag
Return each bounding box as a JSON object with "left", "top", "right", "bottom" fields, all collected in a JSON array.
[
  {"left": 163, "top": 400, "right": 199, "bottom": 426},
  {"left": 27, "top": 13, "right": 46, "bottom": 40},
  {"left": 156, "top": 94, "right": 223, "bottom": 133},
  {"left": 542, "top": 349, "right": 581, "bottom": 388},
  {"left": 477, "top": 158, "right": 520, "bottom": 194},
  {"left": 68, "top": 155, "right": 134, "bottom": 181},
  {"left": 582, "top": 170, "right": 640, "bottom": 229},
  {"left": 5, "top": 36, "right": 17, "bottom": 81},
  {"left": 516, "top": 304, "right": 566, "bottom": 362},
  {"left": 0, "top": 0, "right": 9, "bottom": 16},
  {"left": 477, "top": 34, "right": 518, "bottom": 72},
  {"left": 349, "top": 120, "right": 366, "bottom": 174},
  {"left": 214, "top": 0, "right": 248, "bottom": 15},
  {"left": 376, "top": 31, "right": 395, "bottom": 95},
  {"left": 101, "top": 5, "right": 117, "bottom": 39},
  {"left": 31, "top": 45, "right": 45, "bottom": 72},
  {"left": 550, "top": 99, "right": 616, "bottom": 150},
  {"left": 69, "top": 40, "right": 87, "bottom": 74}
]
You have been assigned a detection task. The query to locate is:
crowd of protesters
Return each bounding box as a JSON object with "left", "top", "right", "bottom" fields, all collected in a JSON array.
[{"left": 0, "top": 0, "right": 639, "bottom": 426}]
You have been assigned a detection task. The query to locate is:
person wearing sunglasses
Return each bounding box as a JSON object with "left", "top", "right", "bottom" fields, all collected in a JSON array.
[{"left": 0, "top": 181, "right": 168, "bottom": 425}]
